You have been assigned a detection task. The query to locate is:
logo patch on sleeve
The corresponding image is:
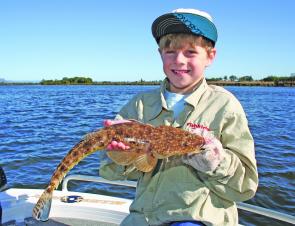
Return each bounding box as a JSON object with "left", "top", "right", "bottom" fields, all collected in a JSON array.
[{"left": 187, "top": 122, "right": 210, "bottom": 131}]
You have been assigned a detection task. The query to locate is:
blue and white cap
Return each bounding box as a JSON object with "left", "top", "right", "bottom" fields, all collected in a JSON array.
[{"left": 152, "top": 8, "right": 218, "bottom": 46}]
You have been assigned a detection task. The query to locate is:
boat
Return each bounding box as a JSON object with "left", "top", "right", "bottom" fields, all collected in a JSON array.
[{"left": 1, "top": 173, "right": 295, "bottom": 226}]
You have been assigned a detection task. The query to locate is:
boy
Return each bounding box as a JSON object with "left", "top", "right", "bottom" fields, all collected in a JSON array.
[{"left": 100, "top": 8, "right": 258, "bottom": 226}]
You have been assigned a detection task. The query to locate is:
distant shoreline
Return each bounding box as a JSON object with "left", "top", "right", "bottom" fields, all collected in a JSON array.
[
  {"left": 208, "top": 81, "right": 295, "bottom": 87},
  {"left": 1, "top": 81, "right": 294, "bottom": 87}
]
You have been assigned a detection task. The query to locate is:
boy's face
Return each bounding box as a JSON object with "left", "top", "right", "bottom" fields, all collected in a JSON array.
[{"left": 159, "top": 42, "right": 216, "bottom": 94}]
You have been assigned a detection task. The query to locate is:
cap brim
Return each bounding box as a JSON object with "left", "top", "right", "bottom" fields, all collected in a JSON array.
[{"left": 152, "top": 13, "right": 217, "bottom": 44}]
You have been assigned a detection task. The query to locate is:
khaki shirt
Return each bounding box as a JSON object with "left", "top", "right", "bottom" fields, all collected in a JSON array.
[{"left": 100, "top": 78, "right": 258, "bottom": 226}]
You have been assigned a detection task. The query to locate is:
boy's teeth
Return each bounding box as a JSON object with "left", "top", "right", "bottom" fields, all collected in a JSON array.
[{"left": 173, "top": 70, "right": 189, "bottom": 73}]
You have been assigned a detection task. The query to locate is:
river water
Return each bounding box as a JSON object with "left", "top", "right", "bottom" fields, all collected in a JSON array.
[{"left": 0, "top": 85, "right": 294, "bottom": 225}]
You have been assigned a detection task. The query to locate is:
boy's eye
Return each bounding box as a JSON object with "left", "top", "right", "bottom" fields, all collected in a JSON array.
[
  {"left": 164, "top": 50, "right": 175, "bottom": 54},
  {"left": 187, "top": 50, "right": 198, "bottom": 54}
]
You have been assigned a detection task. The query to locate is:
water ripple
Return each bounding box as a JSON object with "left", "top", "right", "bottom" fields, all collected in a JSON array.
[{"left": 0, "top": 85, "right": 294, "bottom": 225}]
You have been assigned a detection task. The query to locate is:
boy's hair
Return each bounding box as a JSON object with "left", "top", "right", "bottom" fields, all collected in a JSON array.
[{"left": 159, "top": 33, "right": 214, "bottom": 54}]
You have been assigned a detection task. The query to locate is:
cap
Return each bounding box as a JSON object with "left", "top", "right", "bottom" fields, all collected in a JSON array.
[{"left": 152, "top": 8, "right": 218, "bottom": 45}]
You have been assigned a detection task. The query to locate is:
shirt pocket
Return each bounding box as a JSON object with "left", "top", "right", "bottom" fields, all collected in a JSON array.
[{"left": 153, "top": 165, "right": 209, "bottom": 207}]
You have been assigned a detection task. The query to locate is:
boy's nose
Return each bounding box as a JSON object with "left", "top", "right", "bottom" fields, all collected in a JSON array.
[{"left": 174, "top": 52, "right": 186, "bottom": 63}]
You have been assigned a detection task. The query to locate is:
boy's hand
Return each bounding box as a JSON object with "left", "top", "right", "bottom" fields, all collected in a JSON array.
[
  {"left": 103, "top": 119, "right": 131, "bottom": 150},
  {"left": 182, "top": 128, "right": 224, "bottom": 172}
]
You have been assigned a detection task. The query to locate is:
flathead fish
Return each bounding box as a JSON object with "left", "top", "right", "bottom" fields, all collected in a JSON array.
[{"left": 32, "top": 121, "right": 204, "bottom": 221}]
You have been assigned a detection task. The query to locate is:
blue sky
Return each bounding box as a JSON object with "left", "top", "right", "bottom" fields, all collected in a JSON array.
[{"left": 0, "top": 0, "right": 294, "bottom": 82}]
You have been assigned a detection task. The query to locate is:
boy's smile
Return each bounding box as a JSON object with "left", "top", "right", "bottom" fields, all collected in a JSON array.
[
  {"left": 171, "top": 69, "right": 191, "bottom": 76},
  {"left": 160, "top": 43, "right": 216, "bottom": 94}
]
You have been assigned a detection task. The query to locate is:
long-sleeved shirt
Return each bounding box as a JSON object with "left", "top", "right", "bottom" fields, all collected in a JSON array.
[{"left": 99, "top": 78, "right": 258, "bottom": 226}]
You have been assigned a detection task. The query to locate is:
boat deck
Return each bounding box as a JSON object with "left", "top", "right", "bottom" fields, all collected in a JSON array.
[
  {"left": 4, "top": 217, "right": 118, "bottom": 226},
  {"left": 1, "top": 174, "right": 294, "bottom": 225},
  {"left": 1, "top": 187, "right": 131, "bottom": 226}
]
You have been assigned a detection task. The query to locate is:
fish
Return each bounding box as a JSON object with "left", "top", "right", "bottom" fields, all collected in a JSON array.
[{"left": 32, "top": 120, "right": 205, "bottom": 221}]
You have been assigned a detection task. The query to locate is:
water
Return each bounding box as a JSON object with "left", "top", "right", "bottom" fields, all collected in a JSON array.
[{"left": 0, "top": 85, "right": 294, "bottom": 225}]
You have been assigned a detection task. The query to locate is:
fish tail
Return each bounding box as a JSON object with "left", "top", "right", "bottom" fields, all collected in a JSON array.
[
  {"left": 32, "top": 187, "right": 53, "bottom": 221},
  {"left": 32, "top": 128, "right": 109, "bottom": 221}
]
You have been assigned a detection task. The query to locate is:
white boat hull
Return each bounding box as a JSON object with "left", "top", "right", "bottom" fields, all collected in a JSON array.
[
  {"left": 1, "top": 175, "right": 294, "bottom": 225},
  {"left": 1, "top": 188, "right": 131, "bottom": 225}
]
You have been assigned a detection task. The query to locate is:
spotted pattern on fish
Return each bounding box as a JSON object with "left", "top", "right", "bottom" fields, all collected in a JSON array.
[{"left": 32, "top": 121, "right": 204, "bottom": 221}]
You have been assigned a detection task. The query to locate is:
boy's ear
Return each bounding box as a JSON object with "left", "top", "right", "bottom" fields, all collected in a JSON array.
[{"left": 206, "top": 48, "right": 217, "bottom": 66}]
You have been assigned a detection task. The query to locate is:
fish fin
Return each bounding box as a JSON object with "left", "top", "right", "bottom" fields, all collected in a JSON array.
[
  {"left": 134, "top": 153, "right": 157, "bottom": 172},
  {"left": 32, "top": 189, "right": 53, "bottom": 221},
  {"left": 123, "top": 165, "right": 137, "bottom": 175},
  {"left": 107, "top": 151, "right": 139, "bottom": 165}
]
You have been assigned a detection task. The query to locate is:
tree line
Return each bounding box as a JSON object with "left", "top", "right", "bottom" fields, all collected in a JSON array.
[
  {"left": 40, "top": 77, "right": 93, "bottom": 85},
  {"left": 1, "top": 75, "right": 293, "bottom": 86},
  {"left": 39, "top": 75, "right": 295, "bottom": 85},
  {"left": 40, "top": 77, "right": 161, "bottom": 85},
  {"left": 207, "top": 75, "right": 295, "bottom": 82}
]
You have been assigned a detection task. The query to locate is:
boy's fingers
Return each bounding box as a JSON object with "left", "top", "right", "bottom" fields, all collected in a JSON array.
[
  {"left": 117, "top": 142, "right": 125, "bottom": 149},
  {"left": 106, "top": 141, "right": 130, "bottom": 150},
  {"left": 103, "top": 119, "right": 113, "bottom": 127},
  {"left": 103, "top": 119, "right": 132, "bottom": 151},
  {"left": 106, "top": 143, "right": 114, "bottom": 150},
  {"left": 103, "top": 119, "right": 132, "bottom": 127},
  {"left": 111, "top": 140, "right": 118, "bottom": 146}
]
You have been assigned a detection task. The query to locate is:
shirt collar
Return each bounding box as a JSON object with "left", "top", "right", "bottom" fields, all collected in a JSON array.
[
  {"left": 185, "top": 78, "right": 208, "bottom": 109},
  {"left": 143, "top": 80, "right": 167, "bottom": 121},
  {"left": 144, "top": 78, "right": 209, "bottom": 121}
]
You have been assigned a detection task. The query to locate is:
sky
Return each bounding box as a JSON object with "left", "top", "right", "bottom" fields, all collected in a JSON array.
[{"left": 0, "top": 0, "right": 294, "bottom": 82}]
